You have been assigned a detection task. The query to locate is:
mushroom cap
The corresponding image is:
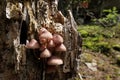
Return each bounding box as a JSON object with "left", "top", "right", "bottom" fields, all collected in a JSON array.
[
  {"left": 47, "top": 56, "right": 63, "bottom": 65},
  {"left": 39, "top": 38, "right": 47, "bottom": 44},
  {"left": 40, "top": 48, "right": 51, "bottom": 58},
  {"left": 39, "top": 31, "right": 53, "bottom": 40},
  {"left": 55, "top": 44, "right": 67, "bottom": 51},
  {"left": 47, "top": 40, "right": 55, "bottom": 48},
  {"left": 53, "top": 34, "right": 63, "bottom": 45},
  {"left": 26, "top": 39, "right": 39, "bottom": 49}
]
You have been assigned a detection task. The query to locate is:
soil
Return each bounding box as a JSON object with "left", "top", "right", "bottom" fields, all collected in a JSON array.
[{"left": 79, "top": 50, "right": 120, "bottom": 80}]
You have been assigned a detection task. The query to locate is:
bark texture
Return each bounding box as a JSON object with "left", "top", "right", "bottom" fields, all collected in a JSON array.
[{"left": 0, "top": 0, "right": 82, "bottom": 80}]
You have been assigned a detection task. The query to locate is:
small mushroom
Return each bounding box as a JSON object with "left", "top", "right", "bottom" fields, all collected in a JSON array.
[
  {"left": 39, "top": 38, "right": 47, "bottom": 44},
  {"left": 26, "top": 39, "right": 39, "bottom": 49},
  {"left": 39, "top": 31, "right": 53, "bottom": 40},
  {"left": 47, "top": 56, "right": 63, "bottom": 65},
  {"left": 48, "top": 40, "right": 55, "bottom": 48},
  {"left": 40, "top": 48, "right": 51, "bottom": 58},
  {"left": 53, "top": 34, "right": 63, "bottom": 45},
  {"left": 55, "top": 44, "right": 67, "bottom": 51}
]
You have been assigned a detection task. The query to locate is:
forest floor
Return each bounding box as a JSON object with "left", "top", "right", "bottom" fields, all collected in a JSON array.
[{"left": 77, "top": 24, "right": 120, "bottom": 80}]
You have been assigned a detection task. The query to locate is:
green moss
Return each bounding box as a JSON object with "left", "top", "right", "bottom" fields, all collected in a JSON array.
[
  {"left": 115, "top": 55, "right": 120, "bottom": 64},
  {"left": 79, "top": 30, "right": 88, "bottom": 37},
  {"left": 112, "top": 44, "right": 120, "bottom": 51},
  {"left": 114, "top": 67, "right": 120, "bottom": 76},
  {"left": 96, "top": 42, "right": 111, "bottom": 53},
  {"left": 80, "top": 53, "right": 94, "bottom": 62},
  {"left": 101, "top": 30, "right": 115, "bottom": 38},
  {"left": 83, "top": 40, "right": 93, "bottom": 49},
  {"left": 78, "top": 24, "right": 120, "bottom": 53},
  {"left": 106, "top": 75, "right": 112, "bottom": 80}
]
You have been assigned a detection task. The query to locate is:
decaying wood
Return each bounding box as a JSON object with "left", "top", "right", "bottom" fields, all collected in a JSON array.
[{"left": 0, "top": 0, "right": 82, "bottom": 80}]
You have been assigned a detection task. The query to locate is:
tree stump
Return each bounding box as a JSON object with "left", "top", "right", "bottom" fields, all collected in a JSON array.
[{"left": 0, "top": 0, "right": 82, "bottom": 80}]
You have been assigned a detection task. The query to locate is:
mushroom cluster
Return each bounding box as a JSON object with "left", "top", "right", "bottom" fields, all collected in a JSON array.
[{"left": 26, "top": 27, "right": 66, "bottom": 73}]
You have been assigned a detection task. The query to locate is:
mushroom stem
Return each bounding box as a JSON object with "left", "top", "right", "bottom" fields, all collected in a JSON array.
[{"left": 46, "top": 65, "right": 57, "bottom": 73}]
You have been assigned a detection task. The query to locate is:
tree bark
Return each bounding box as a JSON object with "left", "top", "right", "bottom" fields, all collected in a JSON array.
[{"left": 0, "top": 0, "right": 82, "bottom": 80}]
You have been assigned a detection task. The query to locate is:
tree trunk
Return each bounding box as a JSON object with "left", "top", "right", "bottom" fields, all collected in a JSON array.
[{"left": 0, "top": 0, "right": 82, "bottom": 80}]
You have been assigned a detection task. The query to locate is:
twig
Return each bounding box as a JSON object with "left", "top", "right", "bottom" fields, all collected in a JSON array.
[{"left": 77, "top": 72, "right": 83, "bottom": 80}]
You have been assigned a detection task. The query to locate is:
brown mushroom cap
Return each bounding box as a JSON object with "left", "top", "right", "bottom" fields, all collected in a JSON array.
[
  {"left": 53, "top": 34, "right": 63, "bottom": 45},
  {"left": 39, "top": 38, "right": 47, "bottom": 44},
  {"left": 40, "top": 48, "right": 51, "bottom": 58},
  {"left": 47, "top": 56, "right": 63, "bottom": 65},
  {"left": 26, "top": 39, "right": 39, "bottom": 49},
  {"left": 47, "top": 40, "right": 55, "bottom": 48},
  {"left": 55, "top": 44, "right": 67, "bottom": 52},
  {"left": 39, "top": 31, "right": 53, "bottom": 40}
]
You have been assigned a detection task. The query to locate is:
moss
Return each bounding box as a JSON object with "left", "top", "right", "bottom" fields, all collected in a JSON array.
[
  {"left": 114, "top": 67, "right": 120, "bottom": 76},
  {"left": 83, "top": 40, "right": 93, "bottom": 49},
  {"left": 79, "top": 30, "right": 88, "bottom": 37},
  {"left": 115, "top": 55, "right": 120, "bottom": 64},
  {"left": 106, "top": 75, "right": 112, "bottom": 80},
  {"left": 77, "top": 23, "right": 120, "bottom": 80},
  {"left": 80, "top": 53, "right": 94, "bottom": 62},
  {"left": 101, "top": 30, "right": 115, "bottom": 38},
  {"left": 78, "top": 24, "right": 120, "bottom": 54},
  {"left": 112, "top": 44, "right": 120, "bottom": 51},
  {"left": 96, "top": 42, "right": 111, "bottom": 53},
  {"left": 78, "top": 25, "right": 102, "bottom": 38}
]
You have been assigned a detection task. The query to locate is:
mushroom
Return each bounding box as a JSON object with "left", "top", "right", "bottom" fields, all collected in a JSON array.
[
  {"left": 47, "top": 40, "right": 55, "bottom": 48},
  {"left": 26, "top": 39, "right": 39, "bottom": 49},
  {"left": 39, "top": 31, "right": 53, "bottom": 40},
  {"left": 53, "top": 34, "right": 63, "bottom": 45},
  {"left": 47, "top": 56, "right": 63, "bottom": 65},
  {"left": 55, "top": 44, "right": 66, "bottom": 51},
  {"left": 39, "top": 38, "right": 47, "bottom": 44},
  {"left": 40, "top": 48, "right": 51, "bottom": 58}
]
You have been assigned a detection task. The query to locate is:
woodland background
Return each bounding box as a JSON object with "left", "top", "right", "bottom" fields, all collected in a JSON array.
[{"left": 0, "top": 0, "right": 120, "bottom": 80}]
